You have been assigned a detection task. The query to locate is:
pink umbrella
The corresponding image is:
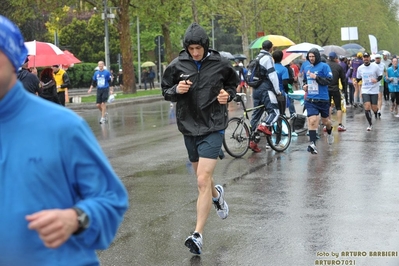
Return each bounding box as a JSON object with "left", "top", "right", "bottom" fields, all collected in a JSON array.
[
  {"left": 281, "top": 49, "right": 303, "bottom": 66},
  {"left": 25, "top": 40, "right": 77, "bottom": 67}
]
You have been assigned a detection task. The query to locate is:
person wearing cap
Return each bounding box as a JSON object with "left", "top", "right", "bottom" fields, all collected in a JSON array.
[
  {"left": 302, "top": 48, "right": 334, "bottom": 154},
  {"left": 356, "top": 52, "right": 383, "bottom": 131},
  {"left": 161, "top": 22, "right": 238, "bottom": 255},
  {"left": 248, "top": 40, "right": 281, "bottom": 153},
  {"left": 0, "top": 15, "right": 128, "bottom": 265},
  {"left": 17, "top": 56, "right": 40, "bottom": 95},
  {"left": 52, "top": 64, "right": 71, "bottom": 106},
  {"left": 351, "top": 52, "right": 364, "bottom": 108},
  {"left": 327, "top": 52, "right": 347, "bottom": 131},
  {"left": 374, "top": 54, "right": 385, "bottom": 118}
]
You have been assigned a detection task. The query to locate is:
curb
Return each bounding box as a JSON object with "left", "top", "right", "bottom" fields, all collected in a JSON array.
[{"left": 66, "top": 95, "right": 164, "bottom": 111}]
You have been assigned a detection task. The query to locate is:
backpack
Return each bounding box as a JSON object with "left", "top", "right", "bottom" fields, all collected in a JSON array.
[{"left": 246, "top": 53, "right": 267, "bottom": 88}]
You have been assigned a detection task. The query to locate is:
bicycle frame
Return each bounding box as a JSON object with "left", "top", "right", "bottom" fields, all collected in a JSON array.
[{"left": 234, "top": 93, "right": 264, "bottom": 131}]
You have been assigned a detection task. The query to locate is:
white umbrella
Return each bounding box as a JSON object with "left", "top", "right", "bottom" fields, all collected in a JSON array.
[{"left": 286, "top": 42, "right": 324, "bottom": 53}]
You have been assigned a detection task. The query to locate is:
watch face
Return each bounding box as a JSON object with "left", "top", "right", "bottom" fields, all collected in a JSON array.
[{"left": 78, "top": 212, "right": 89, "bottom": 229}]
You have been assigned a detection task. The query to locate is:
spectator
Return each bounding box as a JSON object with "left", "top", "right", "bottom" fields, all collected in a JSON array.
[
  {"left": 142, "top": 68, "right": 148, "bottom": 90},
  {"left": 148, "top": 67, "right": 155, "bottom": 89},
  {"left": 17, "top": 57, "right": 40, "bottom": 95},
  {"left": 39, "top": 67, "right": 60, "bottom": 104},
  {"left": 52, "top": 64, "right": 71, "bottom": 106}
]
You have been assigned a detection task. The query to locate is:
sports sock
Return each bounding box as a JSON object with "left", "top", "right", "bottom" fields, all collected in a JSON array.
[
  {"left": 365, "top": 110, "right": 372, "bottom": 125},
  {"left": 309, "top": 130, "right": 317, "bottom": 144}
]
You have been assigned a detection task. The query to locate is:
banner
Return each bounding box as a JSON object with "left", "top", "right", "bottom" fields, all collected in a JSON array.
[{"left": 368, "top": 35, "right": 378, "bottom": 54}]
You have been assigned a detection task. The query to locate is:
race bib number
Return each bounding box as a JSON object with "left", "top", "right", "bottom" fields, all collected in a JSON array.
[
  {"left": 97, "top": 76, "right": 105, "bottom": 87},
  {"left": 393, "top": 78, "right": 398, "bottom": 85},
  {"left": 362, "top": 74, "right": 373, "bottom": 86},
  {"left": 307, "top": 77, "right": 319, "bottom": 94}
]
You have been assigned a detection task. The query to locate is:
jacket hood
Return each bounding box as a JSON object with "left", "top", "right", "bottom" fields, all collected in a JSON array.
[
  {"left": 307, "top": 48, "right": 321, "bottom": 65},
  {"left": 183, "top": 23, "right": 209, "bottom": 59}
]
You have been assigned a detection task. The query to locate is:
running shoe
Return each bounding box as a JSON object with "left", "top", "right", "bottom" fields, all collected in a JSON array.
[
  {"left": 99, "top": 117, "right": 106, "bottom": 124},
  {"left": 185, "top": 232, "right": 203, "bottom": 255},
  {"left": 367, "top": 125, "right": 373, "bottom": 131},
  {"left": 337, "top": 125, "right": 346, "bottom": 132},
  {"left": 213, "top": 185, "right": 229, "bottom": 219},
  {"left": 249, "top": 141, "right": 261, "bottom": 153},
  {"left": 377, "top": 110, "right": 381, "bottom": 118},
  {"left": 307, "top": 142, "right": 318, "bottom": 154},
  {"left": 257, "top": 123, "right": 272, "bottom": 136},
  {"left": 327, "top": 133, "right": 334, "bottom": 145}
]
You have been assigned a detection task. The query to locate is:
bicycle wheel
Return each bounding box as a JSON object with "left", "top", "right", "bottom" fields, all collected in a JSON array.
[
  {"left": 223, "top": 117, "right": 250, "bottom": 158},
  {"left": 266, "top": 115, "right": 292, "bottom": 152}
]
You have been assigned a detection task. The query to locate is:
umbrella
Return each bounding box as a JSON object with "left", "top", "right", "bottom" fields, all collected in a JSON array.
[
  {"left": 322, "top": 45, "right": 348, "bottom": 57},
  {"left": 141, "top": 61, "right": 156, "bottom": 67},
  {"left": 234, "top": 54, "right": 247, "bottom": 60},
  {"left": 281, "top": 49, "right": 303, "bottom": 66},
  {"left": 286, "top": 42, "right": 324, "bottom": 53},
  {"left": 341, "top": 43, "right": 365, "bottom": 56},
  {"left": 25, "top": 40, "right": 73, "bottom": 67},
  {"left": 219, "top": 51, "right": 235, "bottom": 60},
  {"left": 62, "top": 50, "right": 81, "bottom": 64},
  {"left": 249, "top": 35, "right": 295, "bottom": 49}
]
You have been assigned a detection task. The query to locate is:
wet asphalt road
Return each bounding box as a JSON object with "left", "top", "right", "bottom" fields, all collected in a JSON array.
[{"left": 71, "top": 97, "right": 399, "bottom": 266}]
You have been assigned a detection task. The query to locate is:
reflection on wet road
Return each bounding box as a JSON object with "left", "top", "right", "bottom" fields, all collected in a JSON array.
[{"left": 75, "top": 98, "right": 399, "bottom": 266}]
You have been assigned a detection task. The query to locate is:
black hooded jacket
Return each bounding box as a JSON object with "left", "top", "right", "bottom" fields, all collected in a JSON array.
[
  {"left": 162, "top": 23, "right": 239, "bottom": 136},
  {"left": 17, "top": 69, "right": 40, "bottom": 94}
]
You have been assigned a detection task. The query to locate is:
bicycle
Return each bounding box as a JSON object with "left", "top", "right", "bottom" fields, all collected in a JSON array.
[{"left": 223, "top": 93, "right": 292, "bottom": 158}]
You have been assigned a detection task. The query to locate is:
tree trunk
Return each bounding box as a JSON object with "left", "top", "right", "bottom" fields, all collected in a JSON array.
[
  {"left": 161, "top": 23, "right": 173, "bottom": 64},
  {"left": 191, "top": 0, "right": 199, "bottom": 23},
  {"left": 118, "top": 0, "right": 135, "bottom": 93}
]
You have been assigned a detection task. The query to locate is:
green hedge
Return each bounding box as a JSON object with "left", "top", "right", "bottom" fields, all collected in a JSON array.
[{"left": 39, "top": 63, "right": 139, "bottom": 89}]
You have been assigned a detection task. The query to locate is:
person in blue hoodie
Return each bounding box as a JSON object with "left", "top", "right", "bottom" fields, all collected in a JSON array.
[
  {"left": 303, "top": 48, "right": 333, "bottom": 154},
  {"left": 0, "top": 15, "right": 128, "bottom": 266}
]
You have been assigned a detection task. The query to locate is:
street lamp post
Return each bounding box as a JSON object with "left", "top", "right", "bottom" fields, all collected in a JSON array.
[
  {"left": 137, "top": 16, "right": 141, "bottom": 88},
  {"left": 103, "top": 0, "right": 110, "bottom": 68}
]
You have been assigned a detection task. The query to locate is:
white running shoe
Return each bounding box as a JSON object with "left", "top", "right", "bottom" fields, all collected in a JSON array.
[
  {"left": 367, "top": 125, "right": 373, "bottom": 131},
  {"left": 327, "top": 133, "right": 334, "bottom": 145},
  {"left": 307, "top": 142, "right": 318, "bottom": 154},
  {"left": 99, "top": 117, "right": 106, "bottom": 124},
  {"left": 185, "top": 232, "right": 203, "bottom": 254},
  {"left": 213, "top": 185, "right": 229, "bottom": 219}
]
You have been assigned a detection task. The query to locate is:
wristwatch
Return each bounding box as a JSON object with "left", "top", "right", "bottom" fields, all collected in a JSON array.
[{"left": 72, "top": 207, "right": 89, "bottom": 235}]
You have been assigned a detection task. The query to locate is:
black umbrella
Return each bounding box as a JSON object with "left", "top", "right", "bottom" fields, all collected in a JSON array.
[
  {"left": 234, "top": 54, "right": 247, "bottom": 60},
  {"left": 219, "top": 51, "right": 235, "bottom": 60}
]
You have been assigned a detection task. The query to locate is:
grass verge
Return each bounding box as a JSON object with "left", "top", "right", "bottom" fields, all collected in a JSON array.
[{"left": 81, "top": 89, "right": 162, "bottom": 103}]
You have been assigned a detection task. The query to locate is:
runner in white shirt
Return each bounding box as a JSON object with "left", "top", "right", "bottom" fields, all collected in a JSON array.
[
  {"left": 374, "top": 54, "right": 385, "bottom": 118},
  {"left": 356, "top": 52, "right": 384, "bottom": 131}
]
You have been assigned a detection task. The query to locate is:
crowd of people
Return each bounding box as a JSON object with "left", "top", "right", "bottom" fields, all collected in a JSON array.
[{"left": 3, "top": 11, "right": 399, "bottom": 260}]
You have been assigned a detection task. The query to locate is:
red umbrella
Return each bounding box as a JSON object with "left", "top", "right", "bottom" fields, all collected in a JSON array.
[
  {"left": 25, "top": 40, "right": 78, "bottom": 67},
  {"left": 62, "top": 50, "right": 81, "bottom": 64}
]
